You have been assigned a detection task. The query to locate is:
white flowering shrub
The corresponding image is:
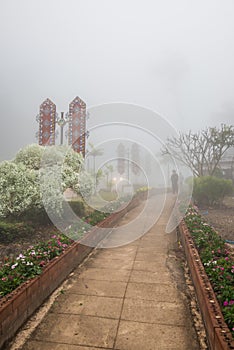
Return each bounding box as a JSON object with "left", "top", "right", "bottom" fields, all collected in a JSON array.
[
  {"left": 62, "top": 147, "right": 84, "bottom": 191},
  {"left": 0, "top": 144, "right": 92, "bottom": 220},
  {"left": 40, "top": 145, "right": 84, "bottom": 192},
  {"left": 39, "top": 165, "right": 64, "bottom": 217},
  {"left": 0, "top": 161, "right": 41, "bottom": 218},
  {"left": 14, "top": 144, "right": 44, "bottom": 170},
  {"left": 75, "top": 171, "right": 94, "bottom": 199}
]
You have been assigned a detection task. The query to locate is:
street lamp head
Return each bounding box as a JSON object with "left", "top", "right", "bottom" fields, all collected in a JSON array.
[{"left": 57, "top": 112, "right": 69, "bottom": 127}]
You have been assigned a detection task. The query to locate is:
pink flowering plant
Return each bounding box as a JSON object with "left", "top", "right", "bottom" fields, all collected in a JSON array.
[
  {"left": 184, "top": 206, "right": 234, "bottom": 337},
  {"left": 0, "top": 206, "right": 117, "bottom": 298},
  {"left": 0, "top": 234, "right": 73, "bottom": 298}
]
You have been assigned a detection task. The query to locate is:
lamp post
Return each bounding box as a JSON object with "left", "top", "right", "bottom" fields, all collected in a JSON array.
[
  {"left": 126, "top": 148, "right": 130, "bottom": 183},
  {"left": 56, "top": 112, "right": 69, "bottom": 145}
]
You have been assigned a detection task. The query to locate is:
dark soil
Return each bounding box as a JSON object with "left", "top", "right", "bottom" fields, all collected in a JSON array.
[
  {"left": 198, "top": 197, "right": 234, "bottom": 242},
  {"left": 204, "top": 208, "right": 234, "bottom": 241},
  {"left": 0, "top": 224, "right": 60, "bottom": 262}
]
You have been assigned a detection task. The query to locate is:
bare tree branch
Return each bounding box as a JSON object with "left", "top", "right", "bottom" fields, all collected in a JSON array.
[{"left": 161, "top": 124, "right": 234, "bottom": 177}]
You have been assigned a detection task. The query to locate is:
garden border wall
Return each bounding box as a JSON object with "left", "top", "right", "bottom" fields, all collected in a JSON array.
[
  {"left": 179, "top": 220, "right": 234, "bottom": 350},
  {"left": 0, "top": 195, "right": 141, "bottom": 349}
]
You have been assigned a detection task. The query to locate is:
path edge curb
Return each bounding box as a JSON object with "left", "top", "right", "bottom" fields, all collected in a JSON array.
[{"left": 178, "top": 220, "right": 234, "bottom": 350}]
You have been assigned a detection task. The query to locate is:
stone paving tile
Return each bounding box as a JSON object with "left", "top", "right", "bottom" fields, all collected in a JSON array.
[
  {"left": 31, "top": 313, "right": 118, "bottom": 348},
  {"left": 133, "top": 260, "right": 167, "bottom": 272},
  {"left": 51, "top": 293, "right": 122, "bottom": 319},
  {"left": 141, "top": 231, "right": 167, "bottom": 240},
  {"left": 130, "top": 270, "right": 172, "bottom": 284},
  {"left": 125, "top": 282, "right": 179, "bottom": 302},
  {"left": 102, "top": 246, "right": 138, "bottom": 255},
  {"left": 119, "top": 240, "right": 141, "bottom": 246},
  {"left": 115, "top": 320, "right": 191, "bottom": 350},
  {"left": 121, "top": 298, "right": 186, "bottom": 325},
  {"left": 78, "top": 267, "right": 131, "bottom": 282},
  {"left": 99, "top": 236, "right": 141, "bottom": 248},
  {"left": 99, "top": 245, "right": 138, "bottom": 253},
  {"left": 138, "top": 240, "right": 168, "bottom": 249},
  {"left": 137, "top": 245, "right": 168, "bottom": 253},
  {"left": 23, "top": 341, "right": 106, "bottom": 350},
  {"left": 139, "top": 236, "right": 168, "bottom": 244},
  {"left": 135, "top": 251, "right": 168, "bottom": 261},
  {"left": 86, "top": 257, "right": 134, "bottom": 270},
  {"left": 146, "top": 225, "right": 168, "bottom": 234},
  {"left": 67, "top": 279, "right": 127, "bottom": 298},
  {"left": 92, "top": 249, "right": 136, "bottom": 261}
]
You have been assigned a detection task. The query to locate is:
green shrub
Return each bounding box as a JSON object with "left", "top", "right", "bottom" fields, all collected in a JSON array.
[{"left": 193, "top": 176, "right": 233, "bottom": 206}]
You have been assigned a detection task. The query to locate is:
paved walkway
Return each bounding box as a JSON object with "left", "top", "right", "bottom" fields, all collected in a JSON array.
[{"left": 20, "top": 195, "right": 200, "bottom": 350}]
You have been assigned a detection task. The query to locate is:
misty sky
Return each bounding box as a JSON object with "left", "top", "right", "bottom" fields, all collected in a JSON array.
[{"left": 1, "top": 0, "right": 234, "bottom": 161}]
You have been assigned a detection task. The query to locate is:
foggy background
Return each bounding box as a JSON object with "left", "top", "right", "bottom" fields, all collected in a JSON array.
[{"left": 0, "top": 0, "right": 234, "bottom": 161}]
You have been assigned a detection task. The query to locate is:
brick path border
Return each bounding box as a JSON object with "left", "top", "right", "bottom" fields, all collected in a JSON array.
[{"left": 179, "top": 220, "right": 234, "bottom": 350}]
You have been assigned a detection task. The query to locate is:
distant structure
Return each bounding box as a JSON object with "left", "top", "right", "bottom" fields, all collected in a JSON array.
[
  {"left": 219, "top": 148, "right": 234, "bottom": 181},
  {"left": 37, "top": 96, "right": 88, "bottom": 157},
  {"left": 38, "top": 98, "right": 56, "bottom": 146},
  {"left": 68, "top": 96, "right": 87, "bottom": 158}
]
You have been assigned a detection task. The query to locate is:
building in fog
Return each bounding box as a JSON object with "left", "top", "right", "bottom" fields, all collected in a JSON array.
[{"left": 219, "top": 148, "right": 234, "bottom": 181}]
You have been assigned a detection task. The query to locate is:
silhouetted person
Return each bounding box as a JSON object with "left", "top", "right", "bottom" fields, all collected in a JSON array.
[{"left": 171, "top": 170, "right": 178, "bottom": 194}]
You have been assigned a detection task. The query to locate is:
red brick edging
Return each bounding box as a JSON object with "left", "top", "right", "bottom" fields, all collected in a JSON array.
[
  {"left": 179, "top": 220, "right": 234, "bottom": 350},
  {"left": 0, "top": 196, "right": 140, "bottom": 349}
]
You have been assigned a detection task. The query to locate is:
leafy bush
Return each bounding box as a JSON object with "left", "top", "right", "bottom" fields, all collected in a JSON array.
[
  {"left": 14, "top": 144, "right": 44, "bottom": 170},
  {"left": 0, "top": 161, "right": 41, "bottom": 218},
  {"left": 192, "top": 176, "right": 233, "bottom": 206},
  {"left": 0, "top": 144, "right": 94, "bottom": 220}
]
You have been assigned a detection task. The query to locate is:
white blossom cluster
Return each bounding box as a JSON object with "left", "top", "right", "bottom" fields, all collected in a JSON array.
[
  {"left": 0, "top": 161, "right": 40, "bottom": 217},
  {"left": 0, "top": 144, "right": 92, "bottom": 218}
]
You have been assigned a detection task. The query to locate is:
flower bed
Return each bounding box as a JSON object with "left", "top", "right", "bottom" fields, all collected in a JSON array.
[
  {"left": 179, "top": 206, "right": 234, "bottom": 350},
  {"left": 0, "top": 234, "right": 73, "bottom": 298},
  {"left": 0, "top": 194, "right": 141, "bottom": 349}
]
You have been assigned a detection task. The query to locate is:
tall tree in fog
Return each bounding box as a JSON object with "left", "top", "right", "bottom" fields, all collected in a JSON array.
[
  {"left": 131, "top": 143, "right": 140, "bottom": 175},
  {"left": 87, "top": 143, "right": 103, "bottom": 175},
  {"left": 117, "top": 143, "right": 125, "bottom": 175},
  {"left": 162, "top": 124, "right": 234, "bottom": 177}
]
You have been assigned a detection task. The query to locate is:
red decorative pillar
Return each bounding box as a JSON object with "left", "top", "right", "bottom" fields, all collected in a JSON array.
[
  {"left": 38, "top": 99, "right": 56, "bottom": 146},
  {"left": 68, "top": 96, "right": 86, "bottom": 157}
]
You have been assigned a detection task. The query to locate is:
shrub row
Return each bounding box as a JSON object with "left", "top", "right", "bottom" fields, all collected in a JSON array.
[{"left": 191, "top": 176, "right": 233, "bottom": 207}]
